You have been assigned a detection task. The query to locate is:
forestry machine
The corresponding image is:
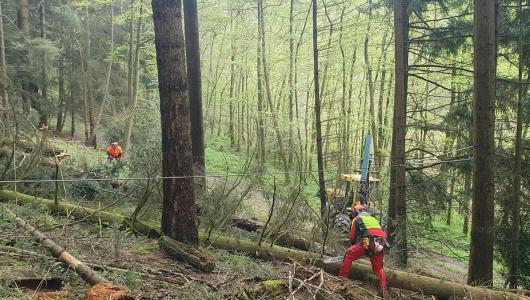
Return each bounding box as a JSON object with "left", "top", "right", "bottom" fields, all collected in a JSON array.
[{"left": 326, "top": 135, "right": 381, "bottom": 234}]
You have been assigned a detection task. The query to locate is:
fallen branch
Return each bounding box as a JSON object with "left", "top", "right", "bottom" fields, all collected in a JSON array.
[{"left": 2, "top": 207, "right": 108, "bottom": 285}]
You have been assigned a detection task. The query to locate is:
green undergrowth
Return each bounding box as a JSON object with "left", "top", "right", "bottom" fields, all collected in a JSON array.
[
  {"left": 423, "top": 213, "right": 470, "bottom": 260},
  {"left": 413, "top": 211, "right": 506, "bottom": 281}
]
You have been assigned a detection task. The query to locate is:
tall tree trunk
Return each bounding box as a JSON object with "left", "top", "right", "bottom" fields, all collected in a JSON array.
[
  {"left": 463, "top": 171, "right": 471, "bottom": 236},
  {"left": 69, "top": 56, "right": 76, "bottom": 138},
  {"left": 91, "top": 1, "right": 114, "bottom": 143},
  {"left": 39, "top": 2, "right": 48, "bottom": 128},
  {"left": 443, "top": 65, "right": 457, "bottom": 225},
  {"left": 287, "top": 0, "right": 295, "bottom": 165},
  {"left": 228, "top": 8, "right": 236, "bottom": 147},
  {"left": 126, "top": 11, "right": 134, "bottom": 112},
  {"left": 388, "top": 0, "right": 409, "bottom": 266},
  {"left": 258, "top": 0, "right": 290, "bottom": 183},
  {"left": 152, "top": 0, "right": 198, "bottom": 247},
  {"left": 18, "top": 0, "right": 31, "bottom": 115},
  {"left": 256, "top": 5, "right": 266, "bottom": 167},
  {"left": 183, "top": 0, "right": 206, "bottom": 181},
  {"left": 85, "top": 5, "right": 96, "bottom": 146},
  {"left": 56, "top": 38, "right": 66, "bottom": 132},
  {"left": 446, "top": 171, "right": 455, "bottom": 225},
  {"left": 0, "top": 1, "right": 8, "bottom": 114},
  {"left": 312, "top": 0, "right": 326, "bottom": 217},
  {"left": 123, "top": 5, "right": 143, "bottom": 155},
  {"left": 18, "top": 0, "right": 29, "bottom": 34},
  {"left": 468, "top": 0, "right": 496, "bottom": 286},
  {"left": 509, "top": 0, "right": 525, "bottom": 288},
  {"left": 294, "top": 3, "right": 311, "bottom": 181}
]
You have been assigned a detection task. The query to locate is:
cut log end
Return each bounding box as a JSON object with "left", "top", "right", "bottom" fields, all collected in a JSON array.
[
  {"left": 159, "top": 235, "right": 215, "bottom": 273},
  {"left": 85, "top": 283, "right": 133, "bottom": 300}
]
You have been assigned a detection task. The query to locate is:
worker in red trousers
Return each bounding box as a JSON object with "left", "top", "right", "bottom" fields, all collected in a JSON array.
[{"left": 338, "top": 204, "right": 388, "bottom": 295}]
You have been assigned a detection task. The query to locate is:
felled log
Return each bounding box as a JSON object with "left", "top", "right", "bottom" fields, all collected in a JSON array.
[
  {"left": 230, "top": 216, "right": 310, "bottom": 251},
  {"left": 159, "top": 235, "right": 215, "bottom": 272},
  {"left": 3, "top": 208, "right": 108, "bottom": 285},
  {"left": 201, "top": 232, "right": 322, "bottom": 265},
  {"left": 0, "top": 190, "right": 214, "bottom": 273},
  {"left": 2, "top": 189, "right": 527, "bottom": 300},
  {"left": 322, "top": 256, "right": 526, "bottom": 300},
  {"left": 0, "top": 139, "right": 63, "bottom": 157},
  {"left": 0, "top": 190, "right": 126, "bottom": 225}
]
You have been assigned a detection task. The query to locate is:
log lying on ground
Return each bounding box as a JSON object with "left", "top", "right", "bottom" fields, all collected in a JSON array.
[
  {"left": 230, "top": 216, "right": 310, "bottom": 251},
  {"left": 159, "top": 235, "right": 215, "bottom": 272},
  {"left": 322, "top": 256, "right": 527, "bottom": 300},
  {"left": 2, "top": 208, "right": 108, "bottom": 285},
  {"left": 0, "top": 190, "right": 214, "bottom": 273},
  {"left": 200, "top": 231, "right": 322, "bottom": 265},
  {"left": 0, "top": 190, "right": 125, "bottom": 225},
  {"left": 2, "top": 190, "right": 527, "bottom": 300},
  {"left": 0, "top": 138, "right": 64, "bottom": 157}
]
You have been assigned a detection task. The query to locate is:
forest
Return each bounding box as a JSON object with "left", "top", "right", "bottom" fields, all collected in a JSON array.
[{"left": 0, "top": 0, "right": 528, "bottom": 299}]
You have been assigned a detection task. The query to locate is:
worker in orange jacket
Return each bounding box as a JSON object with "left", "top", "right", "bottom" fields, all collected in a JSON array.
[
  {"left": 106, "top": 141, "right": 123, "bottom": 161},
  {"left": 339, "top": 204, "right": 388, "bottom": 295}
]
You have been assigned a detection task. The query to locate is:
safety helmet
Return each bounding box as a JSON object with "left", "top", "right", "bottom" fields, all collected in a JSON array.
[
  {"left": 111, "top": 141, "right": 118, "bottom": 145},
  {"left": 352, "top": 204, "right": 366, "bottom": 217}
]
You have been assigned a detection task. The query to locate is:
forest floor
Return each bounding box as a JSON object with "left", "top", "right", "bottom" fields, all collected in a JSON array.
[{"left": 0, "top": 201, "right": 399, "bottom": 300}]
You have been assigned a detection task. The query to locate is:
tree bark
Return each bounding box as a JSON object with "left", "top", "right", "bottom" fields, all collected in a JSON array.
[
  {"left": 56, "top": 38, "right": 66, "bottom": 132},
  {"left": 228, "top": 8, "right": 236, "bottom": 147},
  {"left": 256, "top": 4, "right": 266, "bottom": 167},
  {"left": 509, "top": 0, "right": 525, "bottom": 288},
  {"left": 468, "top": 0, "right": 496, "bottom": 286},
  {"left": 85, "top": 5, "right": 96, "bottom": 146},
  {"left": 388, "top": 0, "right": 409, "bottom": 266},
  {"left": 39, "top": 2, "right": 48, "bottom": 128},
  {"left": 152, "top": 0, "right": 199, "bottom": 247},
  {"left": 312, "top": 0, "right": 327, "bottom": 217},
  {"left": 17, "top": 0, "right": 29, "bottom": 34},
  {"left": 0, "top": 1, "right": 8, "bottom": 114},
  {"left": 17, "top": 0, "right": 31, "bottom": 115},
  {"left": 159, "top": 236, "right": 215, "bottom": 272},
  {"left": 91, "top": 2, "right": 114, "bottom": 144},
  {"left": 183, "top": 0, "right": 206, "bottom": 179},
  {"left": 123, "top": 5, "right": 143, "bottom": 155},
  {"left": 463, "top": 171, "right": 471, "bottom": 236},
  {"left": 288, "top": 0, "right": 295, "bottom": 165}
]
